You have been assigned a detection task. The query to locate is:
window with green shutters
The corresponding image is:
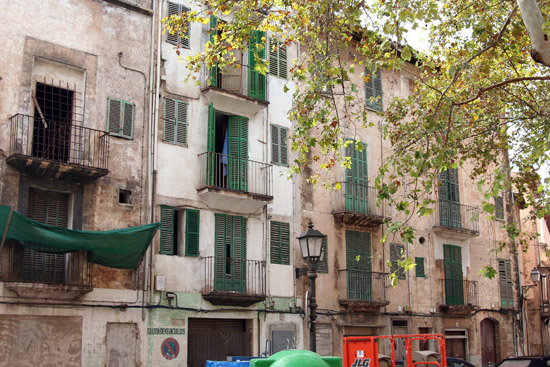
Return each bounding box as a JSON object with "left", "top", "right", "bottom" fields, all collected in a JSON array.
[
  {"left": 346, "top": 230, "right": 372, "bottom": 300},
  {"left": 438, "top": 168, "right": 461, "bottom": 228},
  {"left": 415, "top": 257, "right": 425, "bottom": 278},
  {"left": 270, "top": 221, "right": 290, "bottom": 265},
  {"left": 107, "top": 98, "right": 134, "bottom": 139},
  {"left": 443, "top": 244, "right": 464, "bottom": 305},
  {"left": 271, "top": 124, "right": 288, "bottom": 166},
  {"left": 160, "top": 206, "right": 200, "bottom": 256},
  {"left": 365, "top": 66, "right": 383, "bottom": 111},
  {"left": 166, "top": 2, "right": 190, "bottom": 48},
  {"left": 495, "top": 196, "right": 505, "bottom": 221},
  {"left": 215, "top": 213, "right": 247, "bottom": 292},
  {"left": 317, "top": 236, "right": 328, "bottom": 274},
  {"left": 248, "top": 30, "right": 266, "bottom": 100},
  {"left": 269, "top": 38, "right": 287, "bottom": 79},
  {"left": 498, "top": 259, "right": 514, "bottom": 308},
  {"left": 345, "top": 139, "right": 369, "bottom": 214},
  {"left": 164, "top": 98, "right": 188, "bottom": 146},
  {"left": 390, "top": 244, "right": 406, "bottom": 279}
]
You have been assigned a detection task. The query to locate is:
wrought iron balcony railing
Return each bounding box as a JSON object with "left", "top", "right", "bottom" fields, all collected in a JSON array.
[
  {"left": 435, "top": 200, "right": 479, "bottom": 233},
  {"left": 333, "top": 183, "right": 388, "bottom": 218},
  {"left": 438, "top": 279, "right": 479, "bottom": 307},
  {"left": 201, "top": 63, "right": 267, "bottom": 102},
  {"left": 202, "top": 256, "right": 266, "bottom": 296},
  {"left": 338, "top": 269, "right": 389, "bottom": 304},
  {"left": 198, "top": 152, "right": 273, "bottom": 198},
  {"left": 8, "top": 114, "right": 109, "bottom": 170}
]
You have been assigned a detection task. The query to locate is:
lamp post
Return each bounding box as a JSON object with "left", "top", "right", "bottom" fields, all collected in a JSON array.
[
  {"left": 522, "top": 267, "right": 541, "bottom": 293},
  {"left": 297, "top": 220, "right": 325, "bottom": 353}
]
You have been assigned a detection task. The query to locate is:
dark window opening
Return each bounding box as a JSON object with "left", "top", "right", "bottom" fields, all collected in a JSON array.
[
  {"left": 225, "top": 242, "right": 232, "bottom": 276},
  {"left": 119, "top": 189, "right": 132, "bottom": 204}
]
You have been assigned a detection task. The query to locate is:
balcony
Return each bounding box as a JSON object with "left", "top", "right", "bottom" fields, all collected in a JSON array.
[
  {"left": 201, "top": 256, "right": 266, "bottom": 307},
  {"left": 197, "top": 152, "right": 273, "bottom": 213},
  {"left": 200, "top": 64, "right": 268, "bottom": 116},
  {"left": 438, "top": 279, "right": 479, "bottom": 314},
  {"left": 0, "top": 242, "right": 92, "bottom": 300},
  {"left": 338, "top": 270, "right": 390, "bottom": 310},
  {"left": 332, "top": 183, "right": 389, "bottom": 228},
  {"left": 433, "top": 201, "right": 480, "bottom": 238},
  {"left": 6, "top": 114, "right": 109, "bottom": 183}
]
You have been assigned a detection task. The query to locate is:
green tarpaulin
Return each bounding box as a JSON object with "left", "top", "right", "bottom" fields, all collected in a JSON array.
[{"left": 0, "top": 205, "right": 159, "bottom": 269}]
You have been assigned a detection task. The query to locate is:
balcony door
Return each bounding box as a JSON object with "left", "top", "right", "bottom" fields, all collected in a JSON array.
[
  {"left": 439, "top": 168, "right": 461, "bottom": 227},
  {"left": 32, "top": 82, "right": 73, "bottom": 162},
  {"left": 207, "top": 104, "right": 248, "bottom": 191},
  {"left": 345, "top": 140, "right": 368, "bottom": 214},
  {"left": 23, "top": 187, "right": 69, "bottom": 283},
  {"left": 214, "top": 214, "right": 247, "bottom": 293},
  {"left": 346, "top": 230, "right": 372, "bottom": 300},
  {"left": 444, "top": 244, "right": 464, "bottom": 305}
]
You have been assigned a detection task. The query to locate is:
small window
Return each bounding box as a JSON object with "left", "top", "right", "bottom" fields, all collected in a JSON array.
[
  {"left": 365, "top": 66, "right": 383, "bottom": 111},
  {"left": 160, "top": 206, "right": 200, "bottom": 256},
  {"left": 498, "top": 259, "right": 514, "bottom": 308},
  {"left": 269, "top": 38, "right": 287, "bottom": 79},
  {"left": 317, "top": 236, "right": 328, "bottom": 273},
  {"left": 390, "top": 243, "right": 405, "bottom": 279},
  {"left": 270, "top": 221, "right": 290, "bottom": 265},
  {"left": 495, "top": 196, "right": 505, "bottom": 221},
  {"left": 166, "top": 2, "right": 190, "bottom": 49},
  {"left": 119, "top": 189, "right": 132, "bottom": 204},
  {"left": 107, "top": 98, "right": 134, "bottom": 139},
  {"left": 164, "top": 98, "right": 188, "bottom": 146},
  {"left": 271, "top": 124, "right": 288, "bottom": 166},
  {"left": 415, "top": 257, "right": 425, "bottom": 278}
]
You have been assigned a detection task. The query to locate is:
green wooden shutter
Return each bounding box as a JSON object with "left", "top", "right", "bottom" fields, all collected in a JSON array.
[
  {"left": 346, "top": 230, "right": 372, "bottom": 300},
  {"left": 206, "top": 103, "right": 216, "bottom": 186},
  {"left": 185, "top": 209, "right": 200, "bottom": 257},
  {"left": 214, "top": 213, "right": 228, "bottom": 291},
  {"left": 498, "top": 259, "right": 514, "bottom": 307},
  {"left": 166, "top": 2, "right": 190, "bottom": 48},
  {"left": 390, "top": 244, "right": 405, "bottom": 279},
  {"left": 317, "top": 236, "right": 328, "bottom": 273},
  {"left": 160, "top": 206, "right": 176, "bottom": 255},
  {"left": 269, "top": 38, "right": 287, "bottom": 79},
  {"left": 439, "top": 169, "right": 461, "bottom": 227},
  {"left": 164, "top": 98, "right": 188, "bottom": 145},
  {"left": 443, "top": 244, "right": 464, "bottom": 305},
  {"left": 271, "top": 125, "right": 288, "bottom": 166},
  {"left": 228, "top": 115, "right": 248, "bottom": 191},
  {"left": 270, "top": 221, "right": 290, "bottom": 265},
  {"left": 365, "top": 67, "right": 383, "bottom": 111},
  {"left": 209, "top": 15, "right": 219, "bottom": 87},
  {"left": 345, "top": 140, "right": 368, "bottom": 213},
  {"left": 415, "top": 257, "right": 425, "bottom": 278},
  {"left": 233, "top": 215, "right": 247, "bottom": 293},
  {"left": 495, "top": 196, "right": 505, "bottom": 220},
  {"left": 214, "top": 214, "right": 247, "bottom": 293},
  {"left": 248, "top": 30, "right": 266, "bottom": 100},
  {"left": 107, "top": 98, "right": 134, "bottom": 139}
]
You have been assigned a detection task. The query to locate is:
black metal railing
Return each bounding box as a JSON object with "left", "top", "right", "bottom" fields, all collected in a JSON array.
[
  {"left": 1, "top": 243, "right": 91, "bottom": 287},
  {"left": 198, "top": 152, "right": 273, "bottom": 198},
  {"left": 201, "top": 63, "right": 267, "bottom": 101},
  {"left": 202, "top": 256, "right": 266, "bottom": 296},
  {"left": 439, "top": 279, "right": 478, "bottom": 307},
  {"left": 9, "top": 114, "right": 109, "bottom": 170},
  {"left": 435, "top": 200, "right": 479, "bottom": 232},
  {"left": 334, "top": 183, "right": 388, "bottom": 217},
  {"left": 338, "top": 270, "right": 389, "bottom": 303}
]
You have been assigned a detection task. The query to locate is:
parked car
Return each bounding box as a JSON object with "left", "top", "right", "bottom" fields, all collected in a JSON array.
[
  {"left": 498, "top": 356, "right": 550, "bottom": 367},
  {"left": 447, "top": 357, "right": 478, "bottom": 367}
]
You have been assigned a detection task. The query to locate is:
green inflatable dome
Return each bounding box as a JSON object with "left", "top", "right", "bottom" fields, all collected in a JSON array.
[{"left": 251, "top": 350, "right": 342, "bottom": 367}]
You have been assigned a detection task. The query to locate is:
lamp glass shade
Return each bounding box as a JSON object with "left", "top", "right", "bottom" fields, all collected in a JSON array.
[
  {"left": 531, "top": 267, "right": 541, "bottom": 283},
  {"left": 297, "top": 221, "right": 325, "bottom": 265}
]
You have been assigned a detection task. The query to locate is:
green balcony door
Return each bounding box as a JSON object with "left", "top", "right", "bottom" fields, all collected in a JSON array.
[
  {"left": 214, "top": 214, "right": 247, "bottom": 293},
  {"left": 346, "top": 230, "right": 372, "bottom": 300},
  {"left": 345, "top": 140, "right": 368, "bottom": 214},
  {"left": 444, "top": 244, "right": 464, "bottom": 305},
  {"left": 248, "top": 30, "right": 266, "bottom": 100},
  {"left": 439, "top": 168, "right": 461, "bottom": 228},
  {"left": 228, "top": 115, "right": 248, "bottom": 191}
]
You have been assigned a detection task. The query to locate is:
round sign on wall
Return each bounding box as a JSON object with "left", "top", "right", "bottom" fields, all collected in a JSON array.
[{"left": 161, "top": 337, "right": 180, "bottom": 360}]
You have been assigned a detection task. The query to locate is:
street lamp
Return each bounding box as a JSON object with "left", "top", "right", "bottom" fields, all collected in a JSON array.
[
  {"left": 522, "top": 267, "right": 541, "bottom": 293},
  {"left": 297, "top": 220, "right": 325, "bottom": 353}
]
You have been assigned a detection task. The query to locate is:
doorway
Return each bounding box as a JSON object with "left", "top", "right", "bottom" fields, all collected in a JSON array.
[{"left": 481, "top": 319, "right": 497, "bottom": 367}]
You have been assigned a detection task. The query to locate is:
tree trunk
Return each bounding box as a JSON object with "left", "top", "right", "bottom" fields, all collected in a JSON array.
[{"left": 517, "top": 0, "right": 550, "bottom": 66}]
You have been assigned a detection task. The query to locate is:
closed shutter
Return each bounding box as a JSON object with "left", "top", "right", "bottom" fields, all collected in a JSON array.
[
  {"left": 166, "top": 2, "right": 190, "bottom": 48},
  {"left": 248, "top": 30, "right": 266, "bottom": 100},
  {"left": 346, "top": 230, "right": 372, "bottom": 300},
  {"left": 444, "top": 244, "right": 464, "bottom": 305},
  {"left": 495, "top": 196, "right": 505, "bottom": 221},
  {"left": 271, "top": 125, "right": 288, "bottom": 166},
  {"left": 498, "top": 259, "right": 514, "bottom": 307},
  {"left": 317, "top": 236, "right": 328, "bottom": 273},
  {"left": 107, "top": 98, "right": 134, "bottom": 139},
  {"left": 228, "top": 115, "right": 248, "bottom": 191},
  {"left": 345, "top": 140, "right": 368, "bottom": 213},
  {"left": 439, "top": 169, "right": 461, "bottom": 227},
  {"left": 365, "top": 67, "right": 383, "bottom": 111},
  {"left": 269, "top": 38, "right": 287, "bottom": 79},
  {"left": 206, "top": 103, "right": 216, "bottom": 186},
  {"left": 160, "top": 206, "right": 176, "bottom": 255},
  {"left": 215, "top": 214, "right": 247, "bottom": 292},
  {"left": 209, "top": 15, "right": 219, "bottom": 87},
  {"left": 270, "top": 221, "right": 290, "bottom": 265},
  {"left": 164, "top": 98, "right": 188, "bottom": 145},
  {"left": 390, "top": 244, "right": 405, "bottom": 279},
  {"left": 415, "top": 257, "right": 425, "bottom": 277},
  {"left": 185, "top": 209, "right": 200, "bottom": 256}
]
